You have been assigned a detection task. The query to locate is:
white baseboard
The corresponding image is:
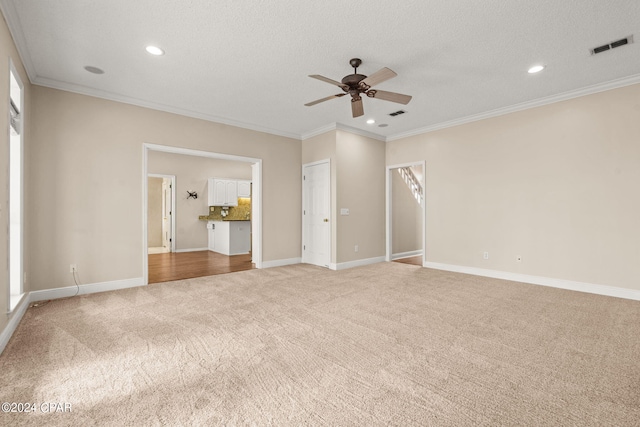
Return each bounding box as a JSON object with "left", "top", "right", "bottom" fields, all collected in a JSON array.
[
  {"left": 261, "top": 257, "right": 302, "bottom": 268},
  {"left": 2, "top": 277, "right": 145, "bottom": 355},
  {"left": 423, "top": 262, "right": 640, "bottom": 301},
  {"left": 30, "top": 277, "right": 145, "bottom": 302},
  {"left": 174, "top": 247, "right": 208, "bottom": 253},
  {"left": 1, "top": 294, "right": 31, "bottom": 355},
  {"left": 391, "top": 250, "right": 423, "bottom": 261},
  {"left": 331, "top": 256, "right": 386, "bottom": 271}
]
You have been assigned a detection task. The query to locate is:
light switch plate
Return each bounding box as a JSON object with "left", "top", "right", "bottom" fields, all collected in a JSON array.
[{"left": 340, "top": 208, "right": 350, "bottom": 215}]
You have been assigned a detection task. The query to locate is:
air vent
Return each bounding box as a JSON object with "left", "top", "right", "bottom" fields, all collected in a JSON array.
[
  {"left": 591, "top": 35, "right": 633, "bottom": 55},
  {"left": 389, "top": 110, "right": 406, "bottom": 117},
  {"left": 610, "top": 38, "right": 629, "bottom": 49},
  {"left": 593, "top": 45, "right": 610, "bottom": 54}
]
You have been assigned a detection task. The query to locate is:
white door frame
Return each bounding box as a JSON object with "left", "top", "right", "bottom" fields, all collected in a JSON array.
[
  {"left": 385, "top": 161, "right": 426, "bottom": 265},
  {"left": 142, "top": 143, "right": 263, "bottom": 285},
  {"left": 7, "top": 59, "right": 25, "bottom": 313},
  {"left": 302, "top": 159, "right": 331, "bottom": 267},
  {"left": 251, "top": 163, "right": 260, "bottom": 263},
  {"left": 147, "top": 173, "right": 176, "bottom": 253}
]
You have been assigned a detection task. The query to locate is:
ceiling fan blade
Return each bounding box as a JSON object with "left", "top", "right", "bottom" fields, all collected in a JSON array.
[
  {"left": 309, "top": 74, "right": 348, "bottom": 89},
  {"left": 351, "top": 98, "right": 364, "bottom": 118},
  {"left": 359, "top": 67, "right": 397, "bottom": 89},
  {"left": 305, "top": 93, "right": 346, "bottom": 107},
  {"left": 368, "top": 89, "right": 412, "bottom": 105}
]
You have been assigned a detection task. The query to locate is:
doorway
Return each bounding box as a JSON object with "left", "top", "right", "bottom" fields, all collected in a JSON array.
[
  {"left": 302, "top": 159, "right": 331, "bottom": 268},
  {"left": 386, "top": 161, "right": 426, "bottom": 266},
  {"left": 143, "top": 143, "right": 262, "bottom": 285},
  {"left": 147, "top": 174, "right": 175, "bottom": 254},
  {"left": 8, "top": 62, "right": 25, "bottom": 312}
]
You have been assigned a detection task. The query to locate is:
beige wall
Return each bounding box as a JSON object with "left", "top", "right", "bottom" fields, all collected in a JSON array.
[
  {"left": 147, "top": 177, "right": 163, "bottom": 247},
  {"left": 336, "top": 130, "right": 386, "bottom": 263},
  {"left": 147, "top": 151, "right": 252, "bottom": 251},
  {"left": 391, "top": 168, "right": 423, "bottom": 255},
  {"left": 387, "top": 84, "right": 640, "bottom": 291},
  {"left": 27, "top": 86, "right": 301, "bottom": 291},
  {"left": 302, "top": 130, "right": 386, "bottom": 265},
  {"left": 0, "top": 14, "right": 31, "bottom": 332}
]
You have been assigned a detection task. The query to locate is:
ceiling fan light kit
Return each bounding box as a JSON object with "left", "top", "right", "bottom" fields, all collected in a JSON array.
[{"left": 305, "top": 58, "right": 412, "bottom": 118}]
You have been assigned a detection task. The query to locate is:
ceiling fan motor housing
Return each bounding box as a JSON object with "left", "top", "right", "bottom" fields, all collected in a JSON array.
[
  {"left": 341, "top": 74, "right": 367, "bottom": 86},
  {"left": 341, "top": 73, "right": 368, "bottom": 98}
]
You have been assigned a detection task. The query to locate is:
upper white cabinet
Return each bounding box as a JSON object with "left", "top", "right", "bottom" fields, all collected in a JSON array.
[
  {"left": 237, "top": 180, "right": 251, "bottom": 197},
  {"left": 225, "top": 180, "right": 238, "bottom": 204},
  {"left": 208, "top": 178, "right": 238, "bottom": 206}
]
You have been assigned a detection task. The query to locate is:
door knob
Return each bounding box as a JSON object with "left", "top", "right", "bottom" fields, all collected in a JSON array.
[{"left": 323, "top": 218, "right": 329, "bottom": 222}]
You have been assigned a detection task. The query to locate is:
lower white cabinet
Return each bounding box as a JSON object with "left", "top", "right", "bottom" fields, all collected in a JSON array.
[{"left": 208, "top": 220, "right": 250, "bottom": 255}]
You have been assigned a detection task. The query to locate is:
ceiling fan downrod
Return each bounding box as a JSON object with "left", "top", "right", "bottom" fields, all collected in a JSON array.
[{"left": 349, "top": 58, "right": 362, "bottom": 74}]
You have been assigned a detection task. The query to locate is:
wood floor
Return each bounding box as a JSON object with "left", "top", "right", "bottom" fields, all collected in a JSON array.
[
  {"left": 148, "top": 251, "right": 254, "bottom": 284},
  {"left": 392, "top": 255, "right": 422, "bottom": 266},
  {"left": 149, "top": 251, "right": 418, "bottom": 283}
]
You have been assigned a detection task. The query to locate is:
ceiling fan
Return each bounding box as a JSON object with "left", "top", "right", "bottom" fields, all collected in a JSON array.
[{"left": 305, "top": 58, "right": 412, "bottom": 118}]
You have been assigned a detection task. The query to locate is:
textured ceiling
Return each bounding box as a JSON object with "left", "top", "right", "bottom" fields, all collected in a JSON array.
[{"left": 2, "top": 0, "right": 640, "bottom": 140}]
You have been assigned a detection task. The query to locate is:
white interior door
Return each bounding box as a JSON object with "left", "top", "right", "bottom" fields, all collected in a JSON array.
[{"left": 303, "top": 161, "right": 330, "bottom": 267}]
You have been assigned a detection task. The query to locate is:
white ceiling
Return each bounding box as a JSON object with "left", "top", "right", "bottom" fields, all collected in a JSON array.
[{"left": 2, "top": 0, "right": 640, "bottom": 141}]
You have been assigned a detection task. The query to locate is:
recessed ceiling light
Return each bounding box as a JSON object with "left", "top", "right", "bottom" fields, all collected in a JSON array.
[
  {"left": 84, "top": 66, "right": 105, "bottom": 74},
  {"left": 366, "top": 119, "right": 375, "bottom": 124},
  {"left": 528, "top": 64, "right": 545, "bottom": 74},
  {"left": 145, "top": 45, "right": 165, "bottom": 56}
]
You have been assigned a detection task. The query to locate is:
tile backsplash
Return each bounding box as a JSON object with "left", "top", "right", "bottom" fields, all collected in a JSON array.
[{"left": 201, "top": 197, "right": 251, "bottom": 221}]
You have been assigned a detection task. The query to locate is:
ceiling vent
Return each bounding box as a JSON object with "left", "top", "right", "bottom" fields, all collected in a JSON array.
[
  {"left": 389, "top": 110, "right": 406, "bottom": 117},
  {"left": 591, "top": 35, "right": 633, "bottom": 55}
]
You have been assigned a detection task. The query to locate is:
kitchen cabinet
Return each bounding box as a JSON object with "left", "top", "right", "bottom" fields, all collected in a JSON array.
[
  {"left": 208, "top": 178, "right": 238, "bottom": 206},
  {"left": 208, "top": 220, "right": 250, "bottom": 255},
  {"left": 237, "top": 180, "right": 251, "bottom": 197}
]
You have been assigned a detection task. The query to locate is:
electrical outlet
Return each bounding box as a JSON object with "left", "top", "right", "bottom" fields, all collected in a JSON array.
[
  {"left": 70, "top": 264, "right": 77, "bottom": 273},
  {"left": 354, "top": 245, "right": 359, "bottom": 252},
  {"left": 516, "top": 255, "right": 522, "bottom": 262},
  {"left": 483, "top": 252, "right": 489, "bottom": 260}
]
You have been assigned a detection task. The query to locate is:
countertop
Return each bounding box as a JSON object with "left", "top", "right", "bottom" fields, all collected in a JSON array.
[{"left": 198, "top": 216, "right": 250, "bottom": 222}]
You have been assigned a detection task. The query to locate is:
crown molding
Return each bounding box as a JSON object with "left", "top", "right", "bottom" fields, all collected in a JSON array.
[
  {"left": 335, "top": 123, "right": 386, "bottom": 141},
  {"left": 301, "top": 122, "right": 386, "bottom": 141},
  {"left": 0, "top": 0, "right": 37, "bottom": 82},
  {"left": 32, "top": 77, "right": 302, "bottom": 140},
  {"left": 300, "top": 123, "right": 338, "bottom": 140},
  {"left": 387, "top": 73, "right": 640, "bottom": 142}
]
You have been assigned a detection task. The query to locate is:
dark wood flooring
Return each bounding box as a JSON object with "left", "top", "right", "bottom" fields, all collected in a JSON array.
[
  {"left": 393, "top": 255, "right": 423, "bottom": 266},
  {"left": 148, "top": 250, "right": 254, "bottom": 284}
]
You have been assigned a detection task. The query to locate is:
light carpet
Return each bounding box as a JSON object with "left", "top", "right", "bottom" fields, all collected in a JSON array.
[{"left": 1, "top": 262, "right": 639, "bottom": 426}]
